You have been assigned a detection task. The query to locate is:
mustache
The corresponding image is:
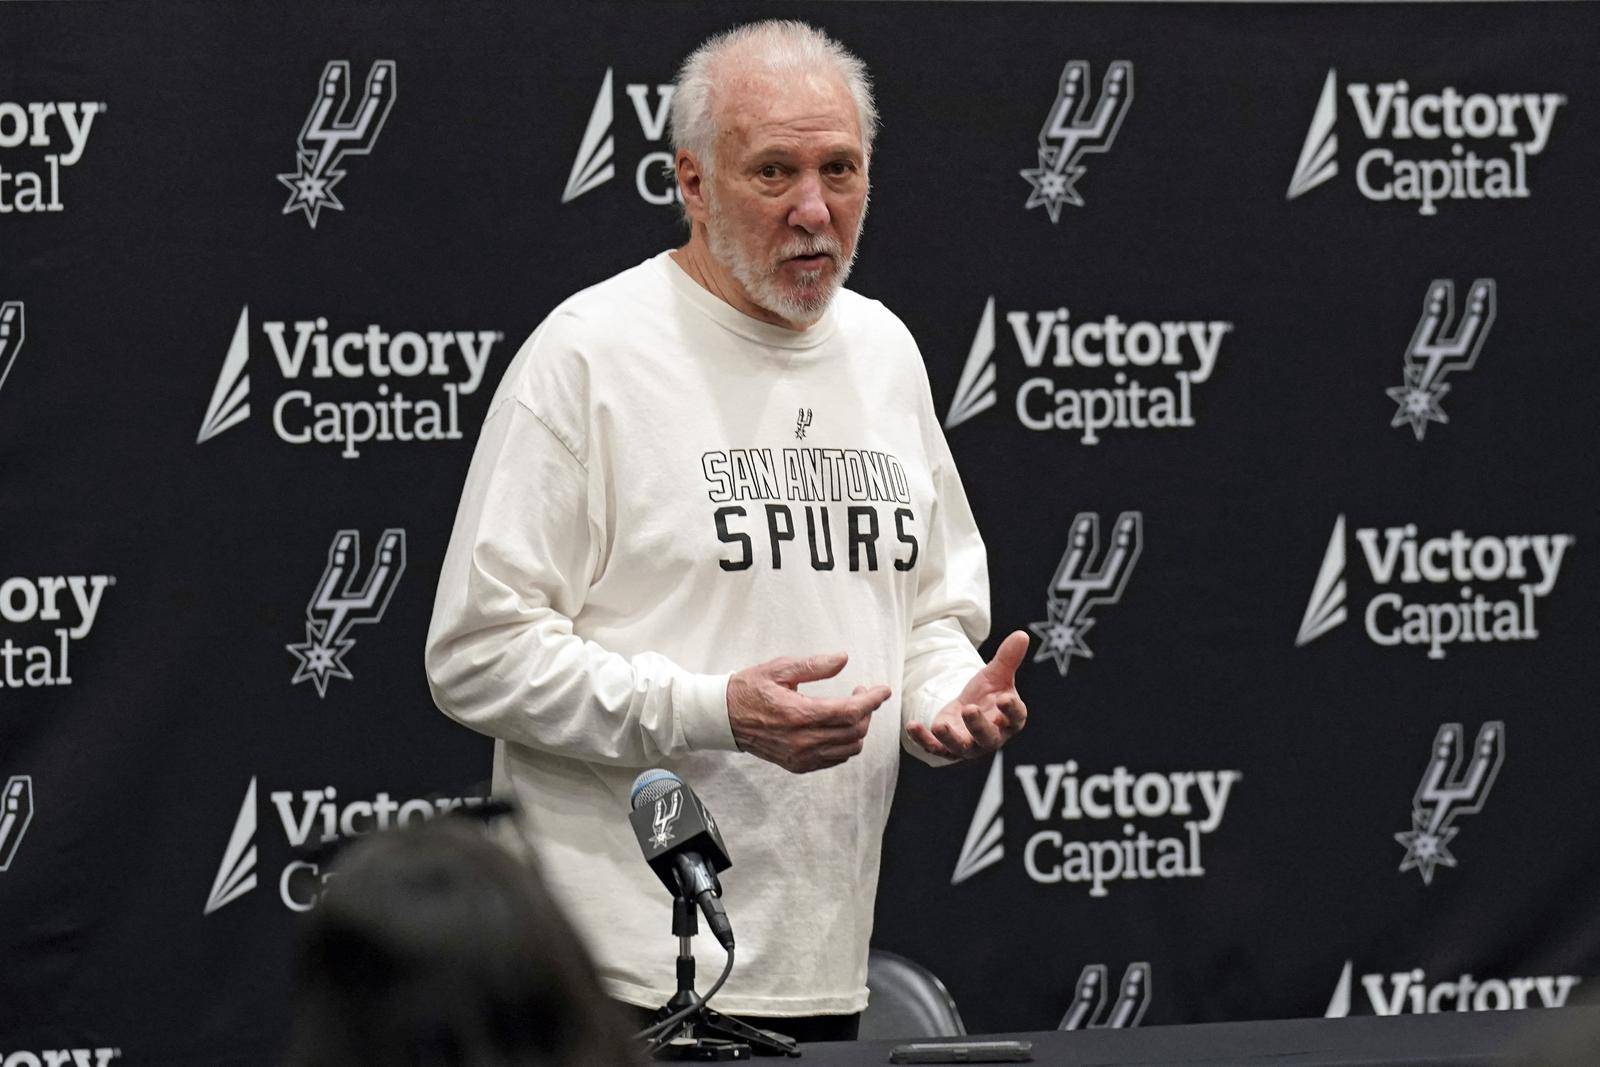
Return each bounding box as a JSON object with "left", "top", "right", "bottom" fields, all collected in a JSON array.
[{"left": 776, "top": 235, "right": 844, "bottom": 262}]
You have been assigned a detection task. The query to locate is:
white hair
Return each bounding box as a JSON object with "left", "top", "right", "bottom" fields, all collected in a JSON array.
[{"left": 670, "top": 20, "right": 879, "bottom": 187}]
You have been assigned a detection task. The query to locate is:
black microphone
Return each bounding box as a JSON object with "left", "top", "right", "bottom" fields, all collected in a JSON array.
[{"left": 629, "top": 769, "right": 735, "bottom": 950}]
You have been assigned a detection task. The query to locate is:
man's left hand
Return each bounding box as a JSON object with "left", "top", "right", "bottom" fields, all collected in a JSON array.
[{"left": 905, "top": 631, "right": 1030, "bottom": 760}]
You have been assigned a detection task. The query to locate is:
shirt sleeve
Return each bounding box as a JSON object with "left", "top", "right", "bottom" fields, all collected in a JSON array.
[
  {"left": 898, "top": 373, "right": 992, "bottom": 768},
  {"left": 425, "top": 380, "right": 739, "bottom": 767}
]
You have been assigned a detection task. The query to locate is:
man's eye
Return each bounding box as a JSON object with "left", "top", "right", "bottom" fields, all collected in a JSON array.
[{"left": 758, "top": 165, "right": 784, "bottom": 180}]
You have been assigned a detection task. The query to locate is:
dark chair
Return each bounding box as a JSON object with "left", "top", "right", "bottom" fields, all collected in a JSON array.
[{"left": 860, "top": 948, "right": 967, "bottom": 1040}]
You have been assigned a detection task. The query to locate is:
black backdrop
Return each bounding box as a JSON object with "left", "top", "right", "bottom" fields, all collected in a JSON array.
[{"left": 2, "top": 2, "right": 1597, "bottom": 1062}]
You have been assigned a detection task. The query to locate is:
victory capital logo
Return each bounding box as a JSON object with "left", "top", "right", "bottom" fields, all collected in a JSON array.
[
  {"left": 1022, "top": 61, "right": 1133, "bottom": 221},
  {"left": 287, "top": 529, "right": 406, "bottom": 697},
  {"left": 1296, "top": 515, "right": 1572, "bottom": 658},
  {"left": 278, "top": 60, "right": 397, "bottom": 228},
  {"left": 1287, "top": 69, "right": 1565, "bottom": 215},
  {"left": 563, "top": 68, "right": 679, "bottom": 206}
]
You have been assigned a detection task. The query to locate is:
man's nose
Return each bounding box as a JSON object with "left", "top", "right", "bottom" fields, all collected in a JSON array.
[{"left": 787, "top": 174, "right": 831, "bottom": 233}]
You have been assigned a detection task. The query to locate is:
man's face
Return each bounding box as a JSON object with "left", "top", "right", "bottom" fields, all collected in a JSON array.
[{"left": 702, "top": 71, "right": 869, "bottom": 326}]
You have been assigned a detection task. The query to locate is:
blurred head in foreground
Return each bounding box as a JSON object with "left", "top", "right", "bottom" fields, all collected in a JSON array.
[{"left": 285, "top": 814, "right": 640, "bottom": 1066}]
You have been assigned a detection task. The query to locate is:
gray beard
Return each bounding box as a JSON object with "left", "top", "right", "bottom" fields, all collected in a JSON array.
[{"left": 705, "top": 199, "right": 862, "bottom": 326}]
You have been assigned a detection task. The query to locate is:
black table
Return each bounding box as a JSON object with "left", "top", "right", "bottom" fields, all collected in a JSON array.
[{"left": 795, "top": 1007, "right": 1600, "bottom": 1065}]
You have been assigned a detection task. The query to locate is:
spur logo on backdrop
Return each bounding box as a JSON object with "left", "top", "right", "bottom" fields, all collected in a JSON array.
[
  {"left": 0, "top": 774, "right": 34, "bottom": 872},
  {"left": 1288, "top": 69, "right": 1565, "bottom": 215},
  {"left": 1059, "top": 963, "right": 1152, "bottom": 1030},
  {"left": 1325, "top": 960, "right": 1578, "bottom": 1017},
  {"left": 1296, "top": 515, "right": 1573, "bottom": 659},
  {"left": 562, "top": 68, "right": 680, "bottom": 205},
  {"left": 1021, "top": 60, "right": 1133, "bottom": 221},
  {"left": 0, "top": 301, "right": 24, "bottom": 400},
  {"left": 944, "top": 297, "right": 1232, "bottom": 441},
  {"left": 1029, "top": 512, "right": 1141, "bottom": 675},
  {"left": 205, "top": 777, "right": 484, "bottom": 915},
  {"left": 278, "top": 60, "right": 397, "bottom": 227},
  {"left": 0, "top": 97, "right": 106, "bottom": 213},
  {"left": 0, "top": 573, "right": 115, "bottom": 690},
  {"left": 1395, "top": 721, "right": 1504, "bottom": 885},
  {"left": 1385, "top": 279, "right": 1495, "bottom": 441},
  {"left": 950, "top": 753, "right": 1241, "bottom": 897},
  {"left": 196, "top": 307, "right": 502, "bottom": 458},
  {"left": 287, "top": 529, "right": 406, "bottom": 698}
]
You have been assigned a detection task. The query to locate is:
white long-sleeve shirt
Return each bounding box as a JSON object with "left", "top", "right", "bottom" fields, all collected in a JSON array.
[{"left": 426, "top": 252, "right": 989, "bottom": 1016}]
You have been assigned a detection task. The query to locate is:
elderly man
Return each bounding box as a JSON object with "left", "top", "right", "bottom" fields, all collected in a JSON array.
[{"left": 426, "top": 20, "right": 1029, "bottom": 1041}]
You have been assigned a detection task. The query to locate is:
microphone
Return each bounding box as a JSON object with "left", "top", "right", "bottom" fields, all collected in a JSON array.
[{"left": 629, "top": 769, "right": 735, "bottom": 950}]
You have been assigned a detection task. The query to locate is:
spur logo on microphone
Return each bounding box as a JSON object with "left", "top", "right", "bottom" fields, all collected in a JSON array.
[
  {"left": 287, "top": 529, "right": 406, "bottom": 697},
  {"left": 1395, "top": 722, "right": 1504, "bottom": 884},
  {"left": 563, "top": 68, "right": 680, "bottom": 206},
  {"left": 1021, "top": 60, "right": 1133, "bottom": 221},
  {"left": 205, "top": 777, "right": 485, "bottom": 915},
  {"left": 943, "top": 297, "right": 1232, "bottom": 441},
  {"left": 0, "top": 573, "right": 115, "bottom": 690},
  {"left": 1386, "top": 279, "right": 1495, "bottom": 440},
  {"left": 951, "top": 752, "right": 1241, "bottom": 896},
  {"left": 1059, "top": 963, "right": 1151, "bottom": 1030},
  {"left": 1030, "top": 512, "right": 1141, "bottom": 675},
  {"left": 196, "top": 307, "right": 502, "bottom": 458},
  {"left": 1287, "top": 69, "right": 1566, "bottom": 215},
  {"left": 649, "top": 790, "right": 684, "bottom": 848},
  {"left": 1325, "top": 960, "right": 1579, "bottom": 1016},
  {"left": 277, "top": 60, "right": 397, "bottom": 227},
  {"left": 1296, "top": 515, "right": 1573, "bottom": 658},
  {"left": 0, "top": 301, "right": 25, "bottom": 399},
  {"left": 0, "top": 774, "right": 34, "bottom": 871},
  {"left": 0, "top": 97, "right": 106, "bottom": 214}
]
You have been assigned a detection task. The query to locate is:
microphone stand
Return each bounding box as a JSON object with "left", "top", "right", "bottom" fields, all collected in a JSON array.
[{"left": 646, "top": 893, "right": 800, "bottom": 1059}]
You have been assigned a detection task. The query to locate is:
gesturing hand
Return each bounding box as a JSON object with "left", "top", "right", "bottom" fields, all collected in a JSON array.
[
  {"left": 726, "top": 653, "right": 892, "bottom": 774},
  {"left": 906, "top": 631, "right": 1030, "bottom": 760}
]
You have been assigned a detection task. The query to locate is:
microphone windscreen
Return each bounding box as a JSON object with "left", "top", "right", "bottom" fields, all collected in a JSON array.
[{"left": 630, "top": 768, "right": 683, "bottom": 811}]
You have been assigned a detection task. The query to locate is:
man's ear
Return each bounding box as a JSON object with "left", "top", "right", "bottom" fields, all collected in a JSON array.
[{"left": 676, "top": 149, "right": 710, "bottom": 224}]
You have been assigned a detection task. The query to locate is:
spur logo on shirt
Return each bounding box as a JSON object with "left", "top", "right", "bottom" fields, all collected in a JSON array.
[
  {"left": 0, "top": 573, "right": 115, "bottom": 689},
  {"left": 951, "top": 753, "right": 1241, "bottom": 896},
  {"left": 563, "top": 68, "right": 680, "bottom": 205},
  {"left": 286, "top": 529, "right": 406, "bottom": 697},
  {"left": 1030, "top": 512, "right": 1141, "bottom": 675},
  {"left": 1287, "top": 69, "right": 1565, "bottom": 215},
  {"left": 944, "top": 297, "right": 1232, "bottom": 441},
  {"left": 1021, "top": 60, "right": 1133, "bottom": 221},
  {"left": 196, "top": 307, "right": 502, "bottom": 458},
  {"left": 1395, "top": 722, "right": 1503, "bottom": 885},
  {"left": 0, "top": 301, "right": 24, "bottom": 399},
  {"left": 1386, "top": 279, "right": 1495, "bottom": 441},
  {"left": 278, "top": 60, "right": 396, "bottom": 228},
  {"left": 205, "top": 777, "right": 484, "bottom": 915},
  {"left": 1059, "top": 963, "right": 1151, "bottom": 1030},
  {"left": 0, "top": 97, "right": 106, "bottom": 214},
  {"left": 1325, "top": 960, "right": 1579, "bottom": 1017},
  {"left": 1296, "top": 515, "right": 1573, "bottom": 658},
  {"left": 0, "top": 774, "right": 34, "bottom": 871},
  {"left": 699, "top": 446, "right": 921, "bottom": 573}
]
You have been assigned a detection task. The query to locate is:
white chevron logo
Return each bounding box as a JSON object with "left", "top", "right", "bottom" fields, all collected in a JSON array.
[
  {"left": 204, "top": 777, "right": 259, "bottom": 915},
  {"left": 950, "top": 754, "right": 1006, "bottom": 884},
  {"left": 943, "top": 297, "right": 998, "bottom": 430},
  {"left": 1287, "top": 69, "right": 1339, "bottom": 200},
  {"left": 197, "top": 307, "right": 251, "bottom": 444},
  {"left": 0, "top": 302, "right": 25, "bottom": 400},
  {"left": 0, "top": 775, "right": 34, "bottom": 872},
  {"left": 1296, "top": 515, "right": 1348, "bottom": 646},
  {"left": 563, "top": 68, "right": 616, "bottom": 203}
]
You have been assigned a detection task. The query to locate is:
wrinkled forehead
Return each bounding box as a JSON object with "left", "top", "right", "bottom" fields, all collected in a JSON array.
[{"left": 712, "top": 69, "right": 863, "bottom": 162}]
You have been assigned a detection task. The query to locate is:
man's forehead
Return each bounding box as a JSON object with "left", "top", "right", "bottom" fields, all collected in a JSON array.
[{"left": 716, "top": 70, "right": 862, "bottom": 155}]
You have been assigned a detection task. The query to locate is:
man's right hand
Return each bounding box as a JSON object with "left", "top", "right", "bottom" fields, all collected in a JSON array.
[{"left": 725, "top": 653, "right": 891, "bottom": 774}]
